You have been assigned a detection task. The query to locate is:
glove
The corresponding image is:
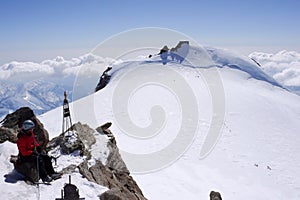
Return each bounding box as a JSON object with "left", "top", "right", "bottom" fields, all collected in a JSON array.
[{"left": 37, "top": 146, "right": 42, "bottom": 153}]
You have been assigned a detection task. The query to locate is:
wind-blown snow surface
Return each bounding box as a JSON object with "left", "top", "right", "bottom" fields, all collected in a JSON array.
[
  {"left": 40, "top": 47, "right": 300, "bottom": 199},
  {"left": 1, "top": 46, "right": 300, "bottom": 199},
  {"left": 249, "top": 50, "right": 300, "bottom": 95}
]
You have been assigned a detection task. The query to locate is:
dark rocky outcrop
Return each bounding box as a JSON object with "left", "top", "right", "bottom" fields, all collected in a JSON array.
[
  {"left": 47, "top": 121, "right": 146, "bottom": 200},
  {"left": 98, "top": 123, "right": 128, "bottom": 173},
  {"left": 0, "top": 107, "right": 49, "bottom": 148},
  {"left": 78, "top": 123, "right": 146, "bottom": 200},
  {"left": 47, "top": 122, "right": 96, "bottom": 156},
  {"left": 99, "top": 188, "right": 124, "bottom": 200},
  {"left": 95, "top": 66, "right": 112, "bottom": 92},
  {"left": 2, "top": 107, "right": 146, "bottom": 199},
  {"left": 0, "top": 126, "right": 17, "bottom": 143},
  {"left": 1, "top": 107, "right": 50, "bottom": 183},
  {"left": 10, "top": 155, "right": 39, "bottom": 183},
  {"left": 210, "top": 191, "right": 222, "bottom": 200}
]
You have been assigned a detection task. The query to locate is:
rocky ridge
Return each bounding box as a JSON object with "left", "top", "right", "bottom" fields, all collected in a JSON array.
[{"left": 0, "top": 107, "right": 146, "bottom": 200}]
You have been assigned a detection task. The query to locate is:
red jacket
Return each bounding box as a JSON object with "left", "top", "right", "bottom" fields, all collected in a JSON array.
[{"left": 17, "top": 130, "right": 40, "bottom": 156}]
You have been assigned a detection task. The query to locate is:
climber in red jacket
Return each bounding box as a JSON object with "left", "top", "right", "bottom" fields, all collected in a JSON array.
[
  {"left": 17, "top": 120, "right": 61, "bottom": 183},
  {"left": 17, "top": 123, "right": 39, "bottom": 156}
]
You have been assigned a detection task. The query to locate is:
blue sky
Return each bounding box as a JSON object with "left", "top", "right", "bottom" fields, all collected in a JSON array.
[{"left": 0, "top": 0, "right": 299, "bottom": 64}]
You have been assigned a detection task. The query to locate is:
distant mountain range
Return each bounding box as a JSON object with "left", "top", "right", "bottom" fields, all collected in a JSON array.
[{"left": 0, "top": 54, "right": 115, "bottom": 118}]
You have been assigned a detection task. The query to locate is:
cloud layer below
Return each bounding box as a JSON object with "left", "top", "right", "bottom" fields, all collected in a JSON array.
[
  {"left": 0, "top": 53, "right": 114, "bottom": 81},
  {"left": 249, "top": 50, "right": 300, "bottom": 87}
]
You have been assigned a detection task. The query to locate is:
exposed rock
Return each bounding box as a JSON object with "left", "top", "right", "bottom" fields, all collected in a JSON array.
[
  {"left": 73, "top": 122, "right": 96, "bottom": 149},
  {"left": 96, "top": 122, "right": 115, "bottom": 145},
  {"left": 47, "top": 122, "right": 96, "bottom": 156},
  {"left": 95, "top": 66, "right": 112, "bottom": 92},
  {"left": 60, "top": 138, "right": 85, "bottom": 156},
  {"left": 80, "top": 160, "right": 146, "bottom": 200},
  {"left": 2, "top": 107, "right": 49, "bottom": 183},
  {"left": 5, "top": 116, "right": 145, "bottom": 199},
  {"left": 0, "top": 107, "right": 49, "bottom": 148},
  {"left": 96, "top": 122, "right": 128, "bottom": 173},
  {"left": 60, "top": 164, "right": 78, "bottom": 174},
  {"left": 102, "top": 131, "right": 128, "bottom": 173},
  {"left": 10, "top": 155, "right": 39, "bottom": 183},
  {"left": 1, "top": 107, "right": 34, "bottom": 128},
  {"left": 0, "top": 127, "right": 17, "bottom": 143},
  {"left": 78, "top": 161, "right": 95, "bottom": 183},
  {"left": 99, "top": 122, "right": 112, "bottom": 130},
  {"left": 99, "top": 188, "right": 124, "bottom": 200},
  {"left": 87, "top": 160, "right": 114, "bottom": 187},
  {"left": 210, "top": 191, "right": 222, "bottom": 200},
  {"left": 78, "top": 123, "right": 147, "bottom": 200}
]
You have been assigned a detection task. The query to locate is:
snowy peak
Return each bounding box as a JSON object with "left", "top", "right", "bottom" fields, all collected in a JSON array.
[
  {"left": 1, "top": 44, "right": 297, "bottom": 199},
  {"left": 62, "top": 44, "right": 299, "bottom": 199},
  {"left": 0, "top": 45, "right": 295, "bottom": 120},
  {"left": 107, "top": 45, "right": 283, "bottom": 90},
  {"left": 0, "top": 79, "right": 68, "bottom": 117}
]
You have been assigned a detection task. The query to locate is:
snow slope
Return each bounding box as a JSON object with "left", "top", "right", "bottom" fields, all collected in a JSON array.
[
  {"left": 110, "top": 49, "right": 300, "bottom": 199},
  {"left": 41, "top": 46, "right": 300, "bottom": 199},
  {"left": 1, "top": 46, "right": 299, "bottom": 199}
]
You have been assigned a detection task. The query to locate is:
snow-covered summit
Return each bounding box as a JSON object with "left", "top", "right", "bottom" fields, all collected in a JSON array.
[
  {"left": 1, "top": 45, "right": 296, "bottom": 119},
  {"left": 38, "top": 44, "right": 300, "bottom": 199},
  {"left": 0, "top": 44, "right": 299, "bottom": 199}
]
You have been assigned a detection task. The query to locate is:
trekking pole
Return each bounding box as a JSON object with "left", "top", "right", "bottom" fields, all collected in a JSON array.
[{"left": 36, "top": 153, "right": 40, "bottom": 200}]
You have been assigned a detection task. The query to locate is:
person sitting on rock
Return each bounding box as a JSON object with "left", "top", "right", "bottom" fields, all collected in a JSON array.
[{"left": 17, "top": 120, "right": 61, "bottom": 183}]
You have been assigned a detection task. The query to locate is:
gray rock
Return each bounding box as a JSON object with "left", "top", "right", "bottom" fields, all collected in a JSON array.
[
  {"left": 78, "top": 161, "right": 95, "bottom": 184},
  {"left": 106, "top": 138, "right": 129, "bottom": 174},
  {"left": 10, "top": 155, "right": 39, "bottom": 183},
  {"left": 81, "top": 160, "right": 146, "bottom": 200},
  {"left": 99, "top": 188, "right": 124, "bottom": 200},
  {"left": 73, "top": 122, "right": 96, "bottom": 149},
  {"left": 60, "top": 137, "right": 85, "bottom": 156},
  {"left": 78, "top": 123, "right": 147, "bottom": 200},
  {"left": 2, "top": 107, "right": 49, "bottom": 183},
  {"left": 0, "top": 127, "right": 17, "bottom": 143},
  {"left": 0, "top": 107, "right": 49, "bottom": 148},
  {"left": 60, "top": 164, "right": 78, "bottom": 174},
  {"left": 47, "top": 122, "right": 96, "bottom": 157},
  {"left": 7, "top": 119, "right": 146, "bottom": 199},
  {"left": 210, "top": 191, "right": 222, "bottom": 200},
  {"left": 96, "top": 124, "right": 128, "bottom": 173}
]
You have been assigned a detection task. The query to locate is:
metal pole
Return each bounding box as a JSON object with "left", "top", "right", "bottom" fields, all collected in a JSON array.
[{"left": 36, "top": 154, "right": 40, "bottom": 200}]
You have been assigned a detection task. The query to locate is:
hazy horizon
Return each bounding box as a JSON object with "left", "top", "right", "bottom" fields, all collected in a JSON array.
[{"left": 1, "top": 0, "right": 299, "bottom": 65}]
